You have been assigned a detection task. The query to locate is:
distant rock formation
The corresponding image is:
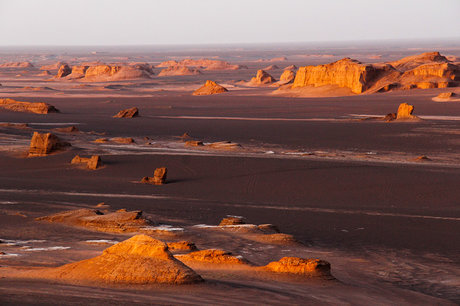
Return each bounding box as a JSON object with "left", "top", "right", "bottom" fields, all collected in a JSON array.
[
  {"left": 56, "top": 64, "right": 72, "bottom": 78},
  {"left": 284, "top": 65, "right": 297, "bottom": 71},
  {"left": 40, "top": 62, "right": 66, "bottom": 70},
  {"left": 54, "top": 64, "right": 153, "bottom": 81},
  {"left": 257, "top": 57, "right": 288, "bottom": 63},
  {"left": 113, "top": 107, "right": 139, "bottom": 118},
  {"left": 192, "top": 80, "right": 228, "bottom": 96},
  {"left": 263, "top": 257, "right": 331, "bottom": 277},
  {"left": 158, "top": 65, "right": 201, "bottom": 76},
  {"left": 0, "top": 98, "right": 59, "bottom": 114},
  {"left": 110, "top": 137, "right": 134, "bottom": 144},
  {"left": 250, "top": 70, "right": 276, "bottom": 85},
  {"left": 176, "top": 249, "right": 249, "bottom": 265},
  {"left": 262, "top": 65, "right": 279, "bottom": 71},
  {"left": 167, "top": 241, "right": 197, "bottom": 252},
  {"left": 28, "top": 132, "right": 70, "bottom": 157},
  {"left": 71, "top": 155, "right": 102, "bottom": 170},
  {"left": 36, "top": 208, "right": 154, "bottom": 233},
  {"left": 0, "top": 62, "right": 34, "bottom": 68},
  {"left": 42, "top": 235, "right": 202, "bottom": 284},
  {"left": 157, "top": 58, "right": 245, "bottom": 70},
  {"left": 396, "top": 103, "right": 418, "bottom": 120},
  {"left": 279, "top": 70, "right": 296, "bottom": 84},
  {"left": 141, "top": 167, "right": 167, "bottom": 185},
  {"left": 219, "top": 216, "right": 246, "bottom": 226},
  {"left": 38, "top": 70, "right": 51, "bottom": 76},
  {"left": 289, "top": 52, "right": 460, "bottom": 95},
  {"left": 435, "top": 92, "right": 457, "bottom": 101},
  {"left": 52, "top": 126, "right": 79, "bottom": 133}
]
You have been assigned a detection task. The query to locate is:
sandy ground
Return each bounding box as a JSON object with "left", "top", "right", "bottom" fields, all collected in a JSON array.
[{"left": 0, "top": 45, "right": 460, "bottom": 305}]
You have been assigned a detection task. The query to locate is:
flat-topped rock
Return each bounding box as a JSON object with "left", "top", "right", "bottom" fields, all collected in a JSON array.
[
  {"left": 158, "top": 65, "right": 201, "bottom": 76},
  {"left": 28, "top": 132, "right": 70, "bottom": 157},
  {"left": 263, "top": 257, "right": 331, "bottom": 277},
  {"left": 0, "top": 98, "right": 59, "bottom": 114},
  {"left": 71, "top": 155, "right": 102, "bottom": 170},
  {"left": 176, "top": 249, "right": 248, "bottom": 265}
]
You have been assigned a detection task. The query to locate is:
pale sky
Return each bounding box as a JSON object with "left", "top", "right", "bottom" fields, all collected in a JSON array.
[{"left": 0, "top": 0, "right": 459, "bottom": 46}]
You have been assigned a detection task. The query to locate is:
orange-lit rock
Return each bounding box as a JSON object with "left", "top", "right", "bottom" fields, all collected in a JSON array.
[
  {"left": 113, "top": 107, "right": 139, "bottom": 118},
  {"left": 28, "top": 132, "right": 70, "bottom": 157},
  {"left": 0, "top": 98, "right": 59, "bottom": 114},
  {"left": 396, "top": 103, "right": 418, "bottom": 120},
  {"left": 176, "top": 249, "right": 248, "bottom": 265},
  {"left": 251, "top": 70, "right": 276, "bottom": 85},
  {"left": 141, "top": 167, "right": 167, "bottom": 185},
  {"left": 71, "top": 155, "right": 102, "bottom": 170},
  {"left": 167, "top": 241, "right": 197, "bottom": 252},
  {"left": 40, "top": 61, "right": 66, "bottom": 70},
  {"left": 388, "top": 51, "right": 449, "bottom": 71},
  {"left": 110, "top": 137, "right": 134, "bottom": 144},
  {"left": 436, "top": 92, "right": 456, "bottom": 100},
  {"left": 44, "top": 235, "right": 202, "bottom": 284},
  {"left": 262, "top": 65, "right": 279, "bottom": 71},
  {"left": 0, "top": 62, "right": 34, "bottom": 68},
  {"left": 185, "top": 140, "right": 204, "bottom": 146},
  {"left": 219, "top": 216, "right": 246, "bottom": 226},
  {"left": 263, "top": 257, "right": 331, "bottom": 277},
  {"left": 279, "top": 69, "right": 296, "bottom": 84},
  {"left": 192, "top": 80, "right": 228, "bottom": 96},
  {"left": 52, "top": 126, "right": 79, "bottom": 133},
  {"left": 158, "top": 65, "right": 201, "bottom": 76},
  {"left": 56, "top": 64, "right": 72, "bottom": 78}
]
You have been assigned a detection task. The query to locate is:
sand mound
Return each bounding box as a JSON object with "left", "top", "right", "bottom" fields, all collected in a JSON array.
[
  {"left": 0, "top": 98, "right": 59, "bottom": 114},
  {"left": 113, "top": 107, "right": 139, "bottom": 118},
  {"left": 43, "top": 235, "right": 202, "bottom": 284},
  {"left": 263, "top": 257, "right": 331, "bottom": 277},
  {"left": 28, "top": 132, "right": 70, "bottom": 157},
  {"left": 262, "top": 65, "right": 279, "bottom": 71},
  {"left": 0, "top": 62, "right": 34, "bottom": 68},
  {"left": 250, "top": 70, "right": 276, "bottom": 85},
  {"left": 158, "top": 65, "right": 201, "bottom": 76},
  {"left": 36, "top": 208, "right": 154, "bottom": 233},
  {"left": 141, "top": 167, "right": 167, "bottom": 185},
  {"left": 71, "top": 155, "right": 102, "bottom": 170},
  {"left": 192, "top": 80, "right": 228, "bottom": 96},
  {"left": 176, "top": 249, "right": 248, "bottom": 265}
]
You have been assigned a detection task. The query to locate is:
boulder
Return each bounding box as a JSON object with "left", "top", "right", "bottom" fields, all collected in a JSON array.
[
  {"left": 251, "top": 70, "right": 276, "bottom": 85},
  {"left": 113, "top": 107, "right": 139, "bottom": 118},
  {"left": 28, "top": 132, "right": 70, "bottom": 157},
  {"left": 71, "top": 155, "right": 102, "bottom": 170},
  {"left": 158, "top": 65, "right": 201, "bottom": 76},
  {"left": 176, "top": 249, "right": 248, "bottom": 265},
  {"left": 396, "top": 103, "right": 418, "bottom": 120},
  {"left": 56, "top": 64, "right": 72, "bottom": 78},
  {"left": 141, "top": 167, "right": 167, "bottom": 185},
  {"left": 192, "top": 80, "right": 228, "bottom": 96},
  {"left": 0, "top": 98, "right": 59, "bottom": 114},
  {"left": 45, "top": 235, "right": 202, "bottom": 284},
  {"left": 263, "top": 257, "right": 331, "bottom": 277}
]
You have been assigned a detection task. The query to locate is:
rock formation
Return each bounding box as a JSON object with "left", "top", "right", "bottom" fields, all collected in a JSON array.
[
  {"left": 53, "top": 126, "right": 79, "bottom": 133},
  {"left": 263, "top": 257, "right": 331, "bottom": 277},
  {"left": 38, "top": 70, "right": 51, "bottom": 76},
  {"left": 0, "top": 98, "right": 59, "bottom": 114},
  {"left": 40, "top": 61, "right": 66, "bottom": 70},
  {"left": 110, "top": 137, "right": 134, "bottom": 144},
  {"left": 113, "top": 107, "right": 139, "bottom": 118},
  {"left": 56, "top": 64, "right": 72, "bottom": 78},
  {"left": 436, "top": 92, "right": 457, "bottom": 100},
  {"left": 176, "top": 249, "right": 248, "bottom": 265},
  {"left": 28, "top": 132, "right": 70, "bottom": 157},
  {"left": 185, "top": 140, "right": 204, "bottom": 146},
  {"left": 71, "top": 155, "right": 102, "bottom": 170},
  {"left": 36, "top": 208, "right": 154, "bottom": 233},
  {"left": 250, "top": 70, "right": 276, "bottom": 85},
  {"left": 396, "top": 103, "right": 418, "bottom": 120},
  {"left": 44, "top": 235, "right": 202, "bottom": 284},
  {"left": 141, "top": 167, "right": 167, "bottom": 185},
  {"left": 262, "top": 65, "right": 279, "bottom": 71},
  {"left": 284, "top": 65, "right": 297, "bottom": 71},
  {"left": 192, "top": 80, "right": 228, "bottom": 96},
  {"left": 167, "top": 241, "right": 197, "bottom": 252},
  {"left": 279, "top": 69, "right": 296, "bottom": 84},
  {"left": 219, "top": 216, "right": 246, "bottom": 226},
  {"left": 157, "top": 58, "right": 244, "bottom": 70},
  {"left": 0, "top": 62, "right": 34, "bottom": 68},
  {"left": 388, "top": 52, "right": 449, "bottom": 71},
  {"left": 158, "top": 65, "right": 201, "bottom": 76}
]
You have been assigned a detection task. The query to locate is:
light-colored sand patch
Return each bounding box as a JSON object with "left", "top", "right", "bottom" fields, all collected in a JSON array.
[{"left": 22, "top": 246, "right": 70, "bottom": 252}]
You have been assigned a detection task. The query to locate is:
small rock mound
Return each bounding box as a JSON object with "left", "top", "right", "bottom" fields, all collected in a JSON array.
[
  {"left": 219, "top": 216, "right": 246, "bottom": 226},
  {"left": 113, "top": 107, "right": 139, "bottom": 118},
  {"left": 36, "top": 208, "right": 154, "bottom": 233},
  {"left": 52, "top": 126, "right": 79, "bottom": 133},
  {"left": 396, "top": 103, "right": 418, "bottom": 120},
  {"left": 71, "top": 155, "right": 102, "bottom": 170},
  {"left": 250, "top": 70, "right": 276, "bottom": 85},
  {"left": 437, "top": 92, "right": 456, "bottom": 99},
  {"left": 141, "top": 167, "right": 167, "bottom": 185},
  {"left": 47, "top": 235, "right": 202, "bottom": 284},
  {"left": 110, "top": 137, "right": 134, "bottom": 144},
  {"left": 177, "top": 249, "right": 248, "bottom": 265},
  {"left": 167, "top": 241, "right": 197, "bottom": 252},
  {"left": 192, "top": 80, "right": 228, "bottom": 96},
  {"left": 0, "top": 98, "right": 59, "bottom": 114},
  {"left": 28, "top": 132, "right": 70, "bottom": 157},
  {"left": 263, "top": 257, "right": 331, "bottom": 277}
]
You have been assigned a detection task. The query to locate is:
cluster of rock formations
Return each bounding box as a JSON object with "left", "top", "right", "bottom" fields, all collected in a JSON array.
[
  {"left": 157, "top": 58, "right": 245, "bottom": 70},
  {"left": 290, "top": 52, "right": 460, "bottom": 94},
  {"left": 71, "top": 155, "right": 102, "bottom": 170},
  {"left": 158, "top": 65, "right": 201, "bottom": 76},
  {"left": 28, "top": 132, "right": 70, "bottom": 157},
  {"left": 0, "top": 62, "right": 34, "bottom": 68},
  {"left": 141, "top": 167, "right": 168, "bottom": 185},
  {"left": 250, "top": 70, "right": 276, "bottom": 85},
  {"left": 192, "top": 80, "right": 228, "bottom": 96},
  {"left": 113, "top": 107, "right": 139, "bottom": 118},
  {"left": 0, "top": 98, "right": 59, "bottom": 114},
  {"left": 55, "top": 63, "right": 154, "bottom": 81}
]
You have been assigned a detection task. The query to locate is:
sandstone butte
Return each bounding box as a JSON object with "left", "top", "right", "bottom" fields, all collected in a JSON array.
[
  {"left": 176, "top": 249, "right": 249, "bottom": 265},
  {"left": 42, "top": 235, "right": 203, "bottom": 284},
  {"left": 290, "top": 52, "right": 460, "bottom": 94},
  {"left": 71, "top": 155, "right": 102, "bottom": 170},
  {"left": 0, "top": 98, "right": 59, "bottom": 114},
  {"left": 0, "top": 62, "right": 34, "bottom": 68},
  {"left": 36, "top": 208, "right": 154, "bottom": 233},
  {"left": 263, "top": 257, "right": 331, "bottom": 278},
  {"left": 192, "top": 80, "right": 228, "bottom": 96},
  {"left": 251, "top": 70, "right": 276, "bottom": 85},
  {"left": 113, "top": 107, "right": 139, "bottom": 118},
  {"left": 55, "top": 64, "right": 153, "bottom": 81},
  {"left": 28, "top": 132, "right": 70, "bottom": 157},
  {"left": 141, "top": 167, "right": 167, "bottom": 185},
  {"left": 158, "top": 65, "right": 201, "bottom": 76}
]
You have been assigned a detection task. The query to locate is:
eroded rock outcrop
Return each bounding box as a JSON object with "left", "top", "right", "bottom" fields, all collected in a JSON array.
[
  {"left": 113, "top": 107, "right": 139, "bottom": 118},
  {"left": 167, "top": 241, "right": 197, "bottom": 252},
  {"left": 0, "top": 98, "right": 59, "bottom": 114},
  {"left": 56, "top": 64, "right": 72, "bottom": 78},
  {"left": 43, "top": 235, "right": 202, "bottom": 284},
  {"left": 71, "top": 155, "right": 102, "bottom": 170},
  {"left": 192, "top": 80, "right": 228, "bottom": 96},
  {"left": 279, "top": 69, "right": 296, "bottom": 84},
  {"left": 141, "top": 167, "right": 167, "bottom": 185},
  {"left": 28, "top": 132, "right": 70, "bottom": 157},
  {"left": 435, "top": 92, "right": 457, "bottom": 100},
  {"left": 36, "top": 208, "right": 154, "bottom": 233},
  {"left": 55, "top": 64, "right": 153, "bottom": 81},
  {"left": 158, "top": 65, "right": 201, "bottom": 76},
  {"left": 176, "top": 249, "right": 248, "bottom": 265},
  {"left": 0, "top": 62, "right": 34, "bottom": 68},
  {"left": 219, "top": 216, "right": 246, "bottom": 226},
  {"left": 157, "top": 58, "right": 244, "bottom": 70},
  {"left": 263, "top": 65, "right": 279, "bottom": 71},
  {"left": 263, "top": 257, "right": 331, "bottom": 277},
  {"left": 251, "top": 70, "right": 276, "bottom": 85},
  {"left": 396, "top": 103, "right": 418, "bottom": 120}
]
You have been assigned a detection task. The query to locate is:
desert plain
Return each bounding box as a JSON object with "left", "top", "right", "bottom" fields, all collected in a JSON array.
[{"left": 0, "top": 42, "right": 459, "bottom": 305}]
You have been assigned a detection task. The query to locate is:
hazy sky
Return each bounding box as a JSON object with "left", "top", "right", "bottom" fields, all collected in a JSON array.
[{"left": 1, "top": 0, "right": 459, "bottom": 46}]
